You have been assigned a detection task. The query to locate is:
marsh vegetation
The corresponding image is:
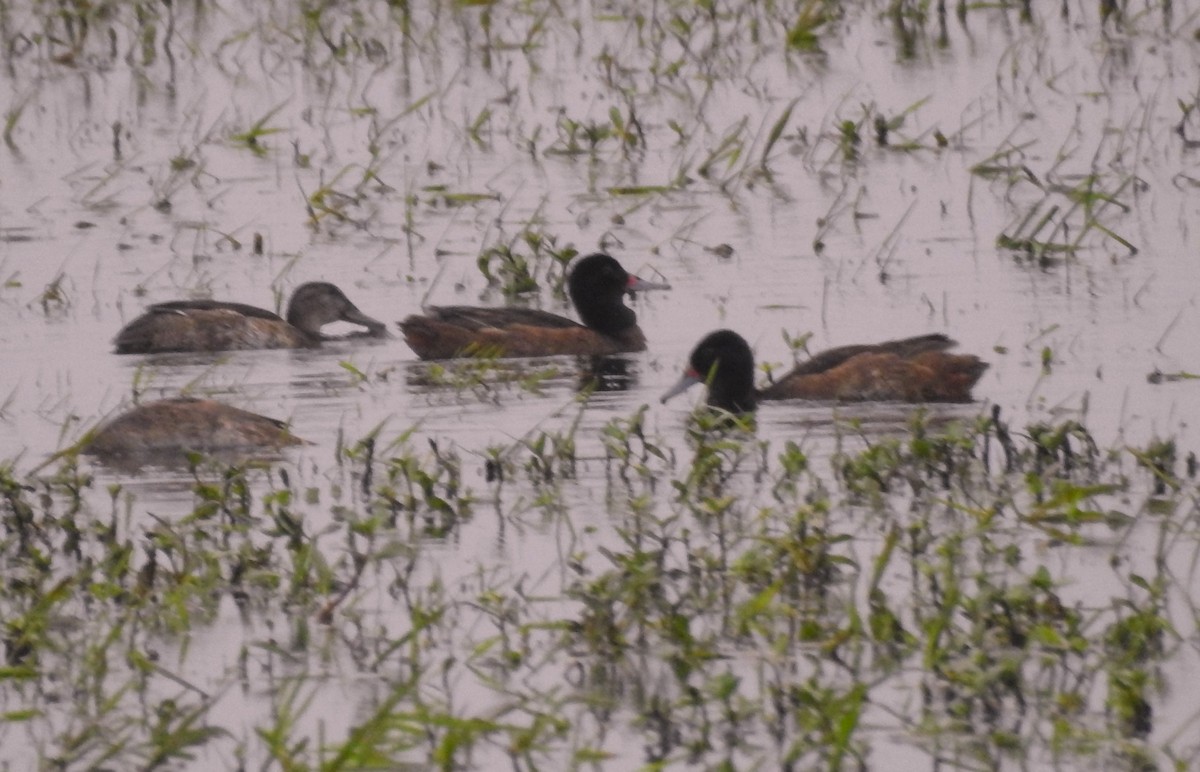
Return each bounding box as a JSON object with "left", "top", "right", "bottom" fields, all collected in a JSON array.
[{"left": 2, "top": 0, "right": 1200, "bottom": 768}]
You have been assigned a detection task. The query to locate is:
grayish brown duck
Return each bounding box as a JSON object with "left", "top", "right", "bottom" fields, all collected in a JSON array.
[
  {"left": 114, "top": 282, "right": 386, "bottom": 354},
  {"left": 84, "top": 398, "right": 305, "bottom": 459}
]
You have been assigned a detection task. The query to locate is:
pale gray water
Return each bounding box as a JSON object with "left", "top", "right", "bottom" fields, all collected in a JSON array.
[{"left": 1, "top": 0, "right": 1199, "bottom": 767}]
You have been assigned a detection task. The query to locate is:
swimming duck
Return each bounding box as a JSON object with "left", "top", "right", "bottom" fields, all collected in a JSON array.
[
  {"left": 84, "top": 397, "right": 305, "bottom": 458},
  {"left": 398, "top": 253, "right": 669, "bottom": 359},
  {"left": 114, "top": 282, "right": 386, "bottom": 354},
  {"left": 662, "top": 330, "right": 988, "bottom": 412}
]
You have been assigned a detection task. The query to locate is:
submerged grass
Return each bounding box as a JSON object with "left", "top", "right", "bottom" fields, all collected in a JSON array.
[{"left": 3, "top": 407, "right": 1200, "bottom": 768}]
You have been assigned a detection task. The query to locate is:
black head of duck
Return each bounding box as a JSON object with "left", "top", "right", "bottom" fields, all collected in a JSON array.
[
  {"left": 661, "top": 330, "right": 758, "bottom": 414},
  {"left": 567, "top": 252, "right": 670, "bottom": 338}
]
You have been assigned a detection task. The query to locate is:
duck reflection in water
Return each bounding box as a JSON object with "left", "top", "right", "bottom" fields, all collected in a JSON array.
[{"left": 577, "top": 356, "right": 637, "bottom": 394}]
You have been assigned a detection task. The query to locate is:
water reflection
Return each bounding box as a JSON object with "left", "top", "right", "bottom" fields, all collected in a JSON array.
[
  {"left": 765, "top": 400, "right": 987, "bottom": 440},
  {"left": 88, "top": 446, "right": 296, "bottom": 475},
  {"left": 577, "top": 355, "right": 637, "bottom": 394},
  {"left": 402, "top": 356, "right": 577, "bottom": 397}
]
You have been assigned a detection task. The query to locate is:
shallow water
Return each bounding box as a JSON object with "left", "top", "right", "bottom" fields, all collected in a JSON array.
[{"left": 2, "top": 0, "right": 1200, "bottom": 768}]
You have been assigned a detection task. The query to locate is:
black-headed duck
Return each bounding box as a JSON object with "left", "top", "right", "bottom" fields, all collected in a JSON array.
[
  {"left": 398, "top": 253, "right": 669, "bottom": 359},
  {"left": 662, "top": 330, "right": 988, "bottom": 412}
]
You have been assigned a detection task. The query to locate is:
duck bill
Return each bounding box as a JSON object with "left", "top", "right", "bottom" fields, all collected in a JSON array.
[
  {"left": 627, "top": 274, "right": 671, "bottom": 293},
  {"left": 340, "top": 306, "right": 388, "bottom": 337},
  {"left": 660, "top": 369, "right": 702, "bottom": 404}
]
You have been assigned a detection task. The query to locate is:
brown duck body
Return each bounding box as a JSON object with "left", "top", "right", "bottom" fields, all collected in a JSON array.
[
  {"left": 399, "top": 253, "right": 666, "bottom": 360},
  {"left": 115, "top": 283, "right": 385, "bottom": 354},
  {"left": 115, "top": 303, "right": 312, "bottom": 353},
  {"left": 759, "top": 334, "right": 988, "bottom": 403},
  {"left": 85, "top": 398, "right": 304, "bottom": 458},
  {"left": 663, "top": 331, "right": 988, "bottom": 413},
  {"left": 400, "top": 306, "right": 648, "bottom": 359}
]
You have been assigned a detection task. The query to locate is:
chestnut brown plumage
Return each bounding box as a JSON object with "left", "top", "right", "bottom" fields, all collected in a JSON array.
[{"left": 662, "top": 330, "right": 988, "bottom": 412}]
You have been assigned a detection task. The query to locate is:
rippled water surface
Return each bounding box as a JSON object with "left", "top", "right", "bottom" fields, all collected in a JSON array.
[{"left": 2, "top": 0, "right": 1200, "bottom": 768}]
